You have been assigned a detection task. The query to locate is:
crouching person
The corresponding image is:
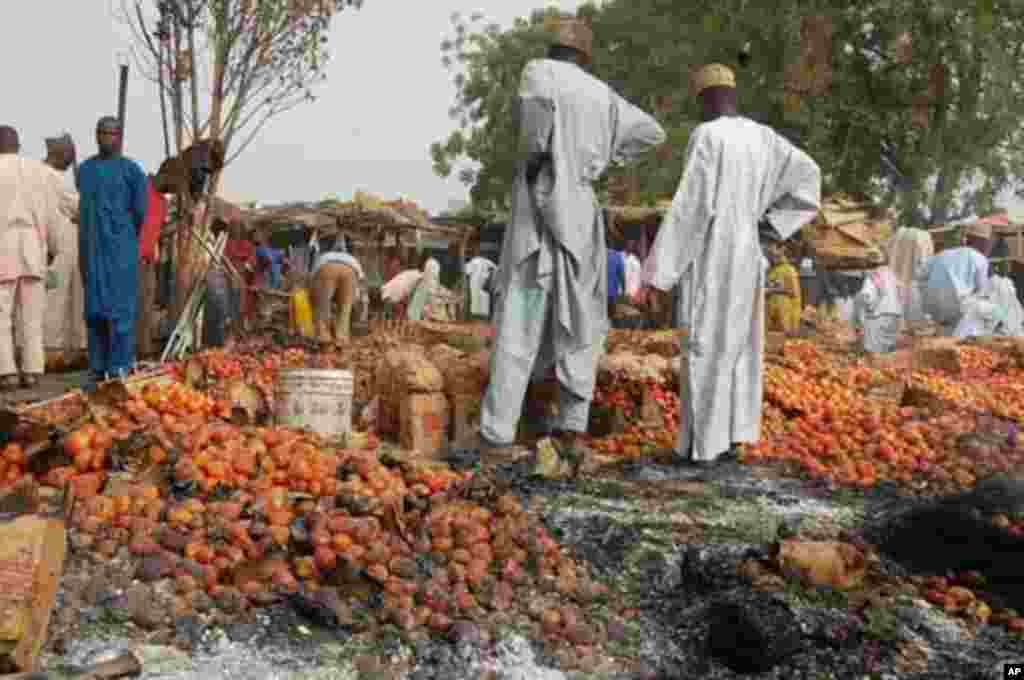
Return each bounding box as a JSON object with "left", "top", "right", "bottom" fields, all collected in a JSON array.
[{"left": 312, "top": 240, "right": 363, "bottom": 345}]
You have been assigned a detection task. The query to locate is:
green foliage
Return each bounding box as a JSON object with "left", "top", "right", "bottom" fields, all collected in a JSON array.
[
  {"left": 431, "top": 0, "right": 1024, "bottom": 222},
  {"left": 430, "top": 7, "right": 563, "bottom": 212}
]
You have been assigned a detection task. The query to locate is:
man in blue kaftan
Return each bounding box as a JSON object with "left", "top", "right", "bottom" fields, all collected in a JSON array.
[{"left": 76, "top": 117, "right": 148, "bottom": 382}]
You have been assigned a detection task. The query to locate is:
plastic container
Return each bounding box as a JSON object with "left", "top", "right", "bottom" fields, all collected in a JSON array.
[
  {"left": 275, "top": 369, "right": 354, "bottom": 439},
  {"left": 289, "top": 288, "right": 315, "bottom": 338}
]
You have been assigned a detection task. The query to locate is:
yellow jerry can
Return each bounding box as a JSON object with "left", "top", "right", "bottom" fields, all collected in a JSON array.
[{"left": 289, "top": 288, "right": 315, "bottom": 338}]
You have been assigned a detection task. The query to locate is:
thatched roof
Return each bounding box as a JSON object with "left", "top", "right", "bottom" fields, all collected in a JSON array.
[
  {"left": 208, "top": 196, "right": 244, "bottom": 225},
  {"left": 605, "top": 204, "right": 669, "bottom": 243},
  {"left": 606, "top": 205, "right": 668, "bottom": 224},
  {"left": 242, "top": 201, "right": 471, "bottom": 240}
]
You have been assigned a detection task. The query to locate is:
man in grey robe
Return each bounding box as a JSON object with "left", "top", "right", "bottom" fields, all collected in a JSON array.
[
  {"left": 640, "top": 63, "right": 821, "bottom": 466},
  {"left": 477, "top": 16, "right": 665, "bottom": 469}
]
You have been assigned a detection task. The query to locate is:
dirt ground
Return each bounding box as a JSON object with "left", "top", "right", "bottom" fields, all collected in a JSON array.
[{"left": 0, "top": 371, "right": 89, "bottom": 406}]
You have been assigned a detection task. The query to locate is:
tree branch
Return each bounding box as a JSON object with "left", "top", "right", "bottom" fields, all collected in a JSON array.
[
  {"left": 133, "top": 1, "right": 160, "bottom": 61},
  {"left": 224, "top": 110, "right": 277, "bottom": 164}
]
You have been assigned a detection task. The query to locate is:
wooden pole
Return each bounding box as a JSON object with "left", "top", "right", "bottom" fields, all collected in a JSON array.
[
  {"left": 117, "top": 63, "right": 129, "bottom": 141},
  {"left": 171, "top": 3, "right": 192, "bottom": 325},
  {"left": 459, "top": 232, "right": 468, "bottom": 321},
  {"left": 171, "top": 11, "right": 184, "bottom": 155},
  {"left": 186, "top": 0, "right": 201, "bottom": 135},
  {"left": 376, "top": 228, "right": 385, "bottom": 321}
]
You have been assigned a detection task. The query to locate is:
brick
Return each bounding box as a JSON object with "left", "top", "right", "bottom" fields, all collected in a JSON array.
[
  {"left": 912, "top": 338, "right": 962, "bottom": 374},
  {"left": 400, "top": 394, "right": 450, "bottom": 455}
]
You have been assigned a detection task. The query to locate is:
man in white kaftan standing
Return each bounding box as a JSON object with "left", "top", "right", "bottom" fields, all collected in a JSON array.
[
  {"left": 641, "top": 64, "right": 821, "bottom": 466},
  {"left": 0, "top": 126, "right": 70, "bottom": 390},
  {"left": 478, "top": 16, "right": 665, "bottom": 468}
]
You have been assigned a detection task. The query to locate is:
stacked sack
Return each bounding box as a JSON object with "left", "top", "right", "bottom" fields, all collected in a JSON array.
[
  {"left": 427, "top": 344, "right": 490, "bottom": 444},
  {"left": 374, "top": 346, "right": 448, "bottom": 455}
]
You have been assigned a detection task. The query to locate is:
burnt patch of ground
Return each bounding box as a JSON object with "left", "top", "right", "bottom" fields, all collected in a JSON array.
[
  {"left": 522, "top": 460, "right": 1024, "bottom": 679},
  {"left": 543, "top": 513, "right": 645, "bottom": 578},
  {"left": 867, "top": 486, "right": 1024, "bottom": 612},
  {"left": 622, "top": 544, "right": 1023, "bottom": 680}
]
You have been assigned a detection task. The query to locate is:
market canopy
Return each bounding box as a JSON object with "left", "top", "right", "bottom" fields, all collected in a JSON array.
[
  {"left": 208, "top": 196, "right": 244, "bottom": 225},
  {"left": 972, "top": 211, "right": 1012, "bottom": 228},
  {"left": 604, "top": 203, "right": 670, "bottom": 243}
]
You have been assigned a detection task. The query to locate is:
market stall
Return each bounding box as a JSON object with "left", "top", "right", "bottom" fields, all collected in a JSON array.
[
  {"left": 242, "top": 194, "right": 475, "bottom": 323},
  {"left": 930, "top": 211, "right": 1024, "bottom": 304},
  {"left": 604, "top": 204, "right": 669, "bottom": 327}
]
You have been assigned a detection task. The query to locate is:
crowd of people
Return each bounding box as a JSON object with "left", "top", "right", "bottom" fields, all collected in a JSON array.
[
  {"left": 0, "top": 117, "right": 291, "bottom": 392},
  {"left": 470, "top": 16, "right": 1024, "bottom": 473},
  {"left": 0, "top": 118, "right": 155, "bottom": 390},
  {"left": 2, "top": 15, "right": 1022, "bottom": 492},
  {"left": 757, "top": 222, "right": 1024, "bottom": 354}
]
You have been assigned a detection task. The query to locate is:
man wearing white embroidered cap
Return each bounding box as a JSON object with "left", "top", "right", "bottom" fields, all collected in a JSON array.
[
  {"left": 639, "top": 63, "right": 822, "bottom": 467},
  {"left": 476, "top": 15, "right": 665, "bottom": 472}
]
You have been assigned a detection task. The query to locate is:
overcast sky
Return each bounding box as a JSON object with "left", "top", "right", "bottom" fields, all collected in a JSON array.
[
  {"left": 2, "top": 1, "right": 582, "bottom": 215},
  {"left": 8, "top": 2, "right": 1021, "bottom": 222}
]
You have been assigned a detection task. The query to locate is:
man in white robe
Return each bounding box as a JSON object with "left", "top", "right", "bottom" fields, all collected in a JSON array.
[
  {"left": 640, "top": 64, "right": 821, "bottom": 465},
  {"left": 478, "top": 17, "right": 665, "bottom": 466},
  {"left": 987, "top": 275, "right": 1024, "bottom": 336},
  {"left": 0, "top": 126, "right": 70, "bottom": 389},
  {"left": 464, "top": 253, "right": 497, "bottom": 320},
  {"left": 41, "top": 136, "right": 84, "bottom": 361}
]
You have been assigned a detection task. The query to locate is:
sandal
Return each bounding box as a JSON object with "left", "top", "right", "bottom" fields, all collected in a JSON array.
[
  {"left": 558, "top": 432, "right": 591, "bottom": 478},
  {"left": 20, "top": 374, "right": 39, "bottom": 389}
]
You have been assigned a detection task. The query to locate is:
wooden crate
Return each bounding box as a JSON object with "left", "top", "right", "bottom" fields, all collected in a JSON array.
[
  {"left": 993, "top": 224, "right": 1024, "bottom": 261},
  {"left": 927, "top": 224, "right": 961, "bottom": 253}
]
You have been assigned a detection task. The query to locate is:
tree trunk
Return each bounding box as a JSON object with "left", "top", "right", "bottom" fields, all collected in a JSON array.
[
  {"left": 208, "top": 0, "right": 229, "bottom": 145},
  {"left": 171, "top": 10, "right": 192, "bottom": 326},
  {"left": 203, "top": 0, "right": 229, "bottom": 218},
  {"left": 187, "top": 1, "right": 201, "bottom": 135},
  {"left": 930, "top": 164, "right": 959, "bottom": 226}
]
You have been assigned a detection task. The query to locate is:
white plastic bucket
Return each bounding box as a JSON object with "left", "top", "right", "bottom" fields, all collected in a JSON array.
[{"left": 275, "top": 369, "right": 354, "bottom": 439}]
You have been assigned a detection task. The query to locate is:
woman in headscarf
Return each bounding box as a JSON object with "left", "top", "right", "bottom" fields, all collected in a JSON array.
[
  {"left": 381, "top": 263, "right": 422, "bottom": 318},
  {"left": 407, "top": 257, "right": 441, "bottom": 321},
  {"left": 765, "top": 243, "right": 802, "bottom": 334}
]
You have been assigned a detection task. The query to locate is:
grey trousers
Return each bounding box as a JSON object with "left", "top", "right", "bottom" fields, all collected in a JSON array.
[{"left": 480, "top": 279, "right": 597, "bottom": 445}]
